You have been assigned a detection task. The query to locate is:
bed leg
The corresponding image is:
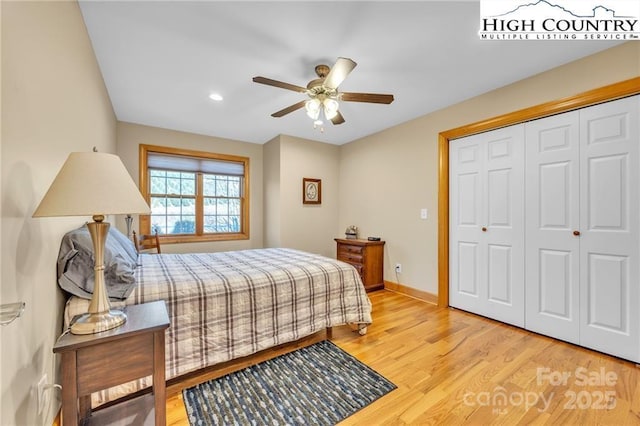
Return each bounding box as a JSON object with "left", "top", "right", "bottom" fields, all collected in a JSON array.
[
  {"left": 326, "top": 327, "right": 333, "bottom": 340},
  {"left": 358, "top": 324, "right": 368, "bottom": 335}
]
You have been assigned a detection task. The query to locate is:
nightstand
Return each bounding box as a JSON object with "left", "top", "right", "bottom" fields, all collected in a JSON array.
[
  {"left": 335, "top": 238, "right": 385, "bottom": 291},
  {"left": 53, "top": 301, "right": 169, "bottom": 426}
]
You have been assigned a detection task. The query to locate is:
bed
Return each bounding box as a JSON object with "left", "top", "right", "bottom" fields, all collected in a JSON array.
[{"left": 59, "top": 225, "right": 372, "bottom": 405}]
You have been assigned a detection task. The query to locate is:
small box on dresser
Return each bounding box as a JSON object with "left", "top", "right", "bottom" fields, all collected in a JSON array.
[{"left": 335, "top": 238, "right": 385, "bottom": 292}]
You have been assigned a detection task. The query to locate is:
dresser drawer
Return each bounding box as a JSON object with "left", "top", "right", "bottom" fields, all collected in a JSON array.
[
  {"left": 345, "top": 262, "right": 363, "bottom": 275},
  {"left": 338, "top": 244, "right": 364, "bottom": 255},
  {"left": 338, "top": 252, "right": 363, "bottom": 264}
]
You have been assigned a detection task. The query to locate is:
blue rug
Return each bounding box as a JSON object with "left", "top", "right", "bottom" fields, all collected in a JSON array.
[{"left": 183, "top": 340, "right": 396, "bottom": 425}]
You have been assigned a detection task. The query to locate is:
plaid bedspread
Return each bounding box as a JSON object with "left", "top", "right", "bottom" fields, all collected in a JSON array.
[{"left": 65, "top": 248, "right": 372, "bottom": 401}]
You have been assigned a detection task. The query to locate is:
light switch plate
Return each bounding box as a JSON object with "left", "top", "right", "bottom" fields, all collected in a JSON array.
[{"left": 420, "top": 208, "right": 428, "bottom": 220}]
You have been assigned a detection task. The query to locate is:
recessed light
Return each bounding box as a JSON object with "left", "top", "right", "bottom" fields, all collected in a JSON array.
[{"left": 209, "top": 93, "right": 223, "bottom": 101}]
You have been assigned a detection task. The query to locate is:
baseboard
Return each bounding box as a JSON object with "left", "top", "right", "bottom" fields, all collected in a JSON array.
[{"left": 384, "top": 281, "right": 438, "bottom": 305}]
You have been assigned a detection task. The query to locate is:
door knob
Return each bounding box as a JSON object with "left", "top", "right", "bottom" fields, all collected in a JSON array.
[{"left": 573, "top": 230, "right": 581, "bottom": 236}]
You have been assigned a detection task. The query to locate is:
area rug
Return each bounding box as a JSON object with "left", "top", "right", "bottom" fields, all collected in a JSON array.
[{"left": 183, "top": 340, "right": 396, "bottom": 425}]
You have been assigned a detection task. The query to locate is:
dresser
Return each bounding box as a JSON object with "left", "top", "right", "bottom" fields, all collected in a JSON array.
[{"left": 335, "top": 238, "right": 385, "bottom": 292}]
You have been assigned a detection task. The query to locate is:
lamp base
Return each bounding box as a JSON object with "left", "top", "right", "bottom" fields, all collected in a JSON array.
[{"left": 70, "top": 309, "right": 127, "bottom": 335}]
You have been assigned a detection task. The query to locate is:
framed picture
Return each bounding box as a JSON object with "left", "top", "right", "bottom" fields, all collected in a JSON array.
[{"left": 302, "top": 178, "right": 321, "bottom": 205}]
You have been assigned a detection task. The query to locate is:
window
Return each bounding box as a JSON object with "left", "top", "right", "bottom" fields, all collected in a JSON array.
[{"left": 139, "top": 144, "right": 249, "bottom": 244}]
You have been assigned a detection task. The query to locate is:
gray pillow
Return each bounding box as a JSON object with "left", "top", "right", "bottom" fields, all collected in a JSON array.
[
  {"left": 107, "top": 226, "right": 138, "bottom": 264},
  {"left": 57, "top": 224, "right": 137, "bottom": 300}
]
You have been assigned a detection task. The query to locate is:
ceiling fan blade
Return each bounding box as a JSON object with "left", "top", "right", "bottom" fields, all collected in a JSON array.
[
  {"left": 331, "top": 111, "right": 345, "bottom": 125},
  {"left": 253, "top": 76, "right": 307, "bottom": 93},
  {"left": 341, "top": 92, "right": 394, "bottom": 104},
  {"left": 323, "top": 57, "right": 357, "bottom": 90},
  {"left": 271, "top": 100, "right": 306, "bottom": 118}
]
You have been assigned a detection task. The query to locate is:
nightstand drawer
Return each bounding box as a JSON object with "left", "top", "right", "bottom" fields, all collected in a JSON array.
[{"left": 77, "top": 332, "right": 154, "bottom": 394}]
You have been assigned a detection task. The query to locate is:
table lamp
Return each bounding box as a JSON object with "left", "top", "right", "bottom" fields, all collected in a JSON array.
[{"left": 33, "top": 151, "right": 150, "bottom": 334}]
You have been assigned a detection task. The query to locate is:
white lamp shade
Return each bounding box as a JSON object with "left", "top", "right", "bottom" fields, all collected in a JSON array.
[
  {"left": 33, "top": 152, "right": 150, "bottom": 218},
  {"left": 323, "top": 98, "right": 339, "bottom": 120},
  {"left": 305, "top": 98, "right": 321, "bottom": 120}
]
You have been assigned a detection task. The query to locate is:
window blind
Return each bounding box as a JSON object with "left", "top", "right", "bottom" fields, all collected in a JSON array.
[{"left": 148, "top": 152, "right": 244, "bottom": 176}]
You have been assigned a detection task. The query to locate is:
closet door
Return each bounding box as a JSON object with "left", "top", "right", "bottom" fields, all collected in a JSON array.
[
  {"left": 525, "top": 112, "right": 580, "bottom": 344},
  {"left": 450, "top": 133, "right": 485, "bottom": 315},
  {"left": 450, "top": 126, "right": 525, "bottom": 327},
  {"left": 579, "top": 96, "right": 639, "bottom": 362}
]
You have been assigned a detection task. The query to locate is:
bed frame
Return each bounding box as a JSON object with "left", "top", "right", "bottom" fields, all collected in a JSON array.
[{"left": 90, "top": 327, "right": 332, "bottom": 412}]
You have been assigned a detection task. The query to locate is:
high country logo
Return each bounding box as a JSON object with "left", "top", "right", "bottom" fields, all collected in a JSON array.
[{"left": 479, "top": 0, "right": 640, "bottom": 40}]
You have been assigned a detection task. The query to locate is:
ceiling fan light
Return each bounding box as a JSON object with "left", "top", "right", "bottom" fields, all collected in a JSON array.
[
  {"left": 305, "top": 98, "right": 321, "bottom": 119},
  {"left": 323, "top": 98, "right": 339, "bottom": 120}
]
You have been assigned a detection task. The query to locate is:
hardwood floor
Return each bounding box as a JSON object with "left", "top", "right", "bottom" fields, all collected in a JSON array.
[{"left": 166, "top": 290, "right": 640, "bottom": 425}]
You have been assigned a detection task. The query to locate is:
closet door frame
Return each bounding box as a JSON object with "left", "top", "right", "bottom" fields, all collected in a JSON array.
[{"left": 438, "top": 77, "right": 640, "bottom": 308}]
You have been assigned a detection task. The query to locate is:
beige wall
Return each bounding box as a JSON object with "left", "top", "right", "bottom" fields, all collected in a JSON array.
[
  {"left": 263, "top": 134, "right": 340, "bottom": 257},
  {"left": 116, "top": 122, "right": 264, "bottom": 253},
  {"left": 263, "top": 135, "right": 282, "bottom": 247},
  {"left": 279, "top": 135, "right": 340, "bottom": 257},
  {"left": 1, "top": 2, "right": 117, "bottom": 424},
  {"left": 339, "top": 42, "right": 640, "bottom": 296}
]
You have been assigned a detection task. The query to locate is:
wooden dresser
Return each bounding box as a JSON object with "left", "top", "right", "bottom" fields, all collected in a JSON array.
[{"left": 335, "top": 238, "right": 385, "bottom": 292}]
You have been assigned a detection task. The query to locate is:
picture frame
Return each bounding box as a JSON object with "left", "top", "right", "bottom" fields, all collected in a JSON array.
[{"left": 302, "top": 178, "right": 321, "bottom": 205}]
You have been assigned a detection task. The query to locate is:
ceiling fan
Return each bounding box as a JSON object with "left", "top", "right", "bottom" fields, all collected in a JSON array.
[{"left": 252, "top": 57, "right": 394, "bottom": 127}]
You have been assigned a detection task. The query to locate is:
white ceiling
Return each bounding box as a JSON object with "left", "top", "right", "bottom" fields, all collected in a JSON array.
[{"left": 78, "top": 1, "right": 620, "bottom": 145}]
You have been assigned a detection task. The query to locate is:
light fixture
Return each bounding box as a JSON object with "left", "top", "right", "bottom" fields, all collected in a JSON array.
[
  {"left": 33, "top": 151, "right": 150, "bottom": 334},
  {"left": 209, "top": 93, "right": 223, "bottom": 101},
  {"left": 305, "top": 96, "right": 339, "bottom": 123}
]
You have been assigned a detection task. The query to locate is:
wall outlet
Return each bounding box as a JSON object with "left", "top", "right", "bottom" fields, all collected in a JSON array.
[
  {"left": 395, "top": 263, "right": 402, "bottom": 274},
  {"left": 37, "top": 374, "right": 48, "bottom": 414}
]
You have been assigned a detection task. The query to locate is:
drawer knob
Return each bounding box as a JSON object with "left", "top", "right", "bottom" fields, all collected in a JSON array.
[
  {"left": 573, "top": 230, "right": 581, "bottom": 236},
  {"left": 482, "top": 227, "right": 487, "bottom": 232}
]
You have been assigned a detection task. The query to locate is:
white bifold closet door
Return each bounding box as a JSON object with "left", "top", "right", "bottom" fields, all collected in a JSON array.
[
  {"left": 449, "top": 125, "right": 525, "bottom": 327},
  {"left": 523, "top": 95, "right": 639, "bottom": 361},
  {"left": 578, "top": 97, "right": 639, "bottom": 361},
  {"left": 525, "top": 111, "right": 581, "bottom": 344}
]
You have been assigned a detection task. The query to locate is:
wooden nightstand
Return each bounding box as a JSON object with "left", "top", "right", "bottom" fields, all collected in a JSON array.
[
  {"left": 53, "top": 301, "right": 169, "bottom": 426},
  {"left": 335, "top": 238, "right": 385, "bottom": 291}
]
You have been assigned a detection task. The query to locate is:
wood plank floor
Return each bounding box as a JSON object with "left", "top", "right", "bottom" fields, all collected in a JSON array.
[{"left": 166, "top": 290, "right": 640, "bottom": 425}]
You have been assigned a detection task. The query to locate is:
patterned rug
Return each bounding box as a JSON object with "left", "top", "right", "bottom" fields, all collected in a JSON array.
[{"left": 183, "top": 340, "right": 396, "bottom": 425}]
